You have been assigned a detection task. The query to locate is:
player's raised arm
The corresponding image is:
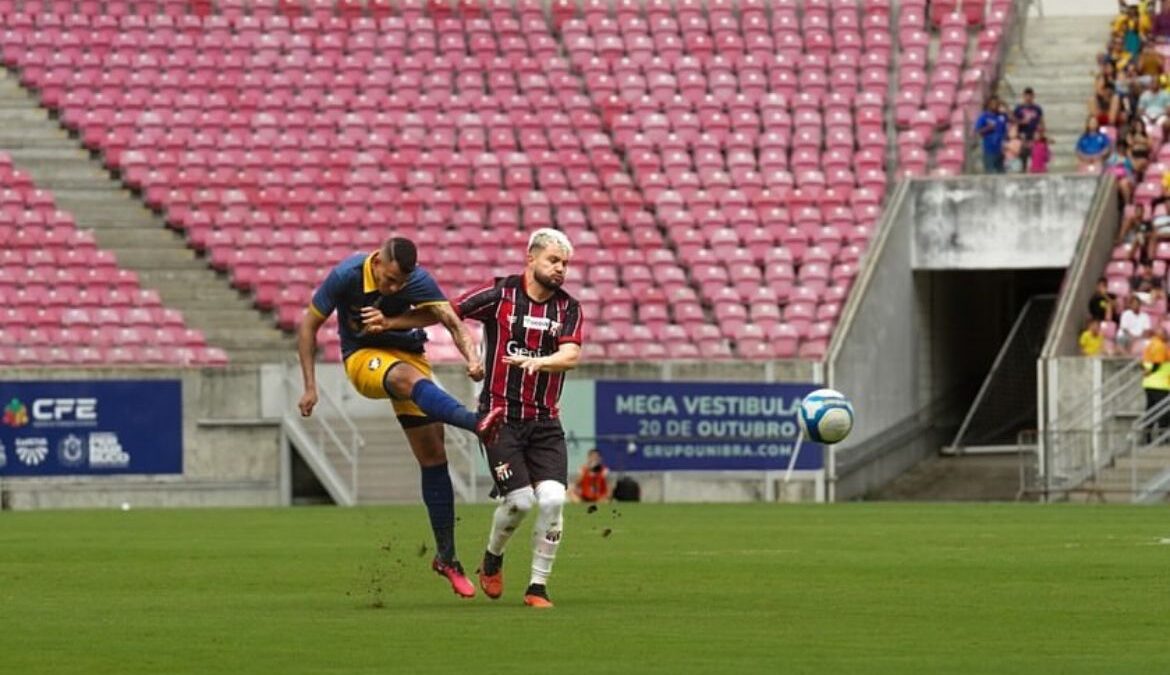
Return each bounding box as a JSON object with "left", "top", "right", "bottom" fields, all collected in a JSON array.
[
  {"left": 359, "top": 305, "right": 440, "bottom": 333},
  {"left": 426, "top": 302, "right": 484, "bottom": 382},
  {"left": 504, "top": 342, "right": 582, "bottom": 375}
]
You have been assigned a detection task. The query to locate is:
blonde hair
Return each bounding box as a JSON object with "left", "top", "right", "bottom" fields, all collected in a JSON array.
[{"left": 527, "top": 228, "right": 574, "bottom": 257}]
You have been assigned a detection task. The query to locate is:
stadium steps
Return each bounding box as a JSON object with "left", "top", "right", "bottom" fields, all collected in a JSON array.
[
  {"left": 1001, "top": 15, "right": 1108, "bottom": 174},
  {"left": 350, "top": 417, "right": 423, "bottom": 505},
  {"left": 1074, "top": 445, "right": 1170, "bottom": 503},
  {"left": 867, "top": 453, "right": 1024, "bottom": 501},
  {"left": 0, "top": 67, "right": 293, "bottom": 364},
  {"left": 311, "top": 414, "right": 483, "bottom": 505}
]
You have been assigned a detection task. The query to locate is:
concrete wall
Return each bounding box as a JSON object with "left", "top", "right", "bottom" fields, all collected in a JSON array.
[
  {"left": 1043, "top": 176, "right": 1118, "bottom": 357},
  {"left": 911, "top": 176, "right": 1099, "bottom": 270},
  {"left": 2, "top": 367, "right": 282, "bottom": 509},
  {"left": 828, "top": 182, "right": 920, "bottom": 450},
  {"left": 1036, "top": 1, "right": 1113, "bottom": 17}
]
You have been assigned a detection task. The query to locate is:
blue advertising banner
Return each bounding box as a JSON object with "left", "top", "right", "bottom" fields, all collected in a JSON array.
[
  {"left": 594, "top": 380, "right": 822, "bottom": 471},
  {"left": 0, "top": 380, "right": 183, "bottom": 476}
]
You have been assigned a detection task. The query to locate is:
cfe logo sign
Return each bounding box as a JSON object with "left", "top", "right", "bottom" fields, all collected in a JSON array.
[
  {"left": 0, "top": 380, "right": 182, "bottom": 476},
  {"left": 30, "top": 398, "right": 97, "bottom": 427}
]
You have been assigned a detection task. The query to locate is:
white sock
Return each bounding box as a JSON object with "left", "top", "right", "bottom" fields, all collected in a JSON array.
[
  {"left": 487, "top": 486, "right": 535, "bottom": 556},
  {"left": 530, "top": 480, "right": 566, "bottom": 587}
]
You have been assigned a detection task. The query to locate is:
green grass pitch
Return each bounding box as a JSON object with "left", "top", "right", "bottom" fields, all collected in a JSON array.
[{"left": 1, "top": 503, "right": 1168, "bottom": 674}]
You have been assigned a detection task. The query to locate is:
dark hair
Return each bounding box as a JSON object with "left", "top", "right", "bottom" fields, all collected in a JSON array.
[
  {"left": 1023, "top": 87, "right": 1034, "bottom": 95},
  {"left": 381, "top": 236, "right": 418, "bottom": 274}
]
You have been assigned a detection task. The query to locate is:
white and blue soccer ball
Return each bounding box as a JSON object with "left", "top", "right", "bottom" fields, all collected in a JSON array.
[{"left": 798, "top": 389, "right": 854, "bottom": 444}]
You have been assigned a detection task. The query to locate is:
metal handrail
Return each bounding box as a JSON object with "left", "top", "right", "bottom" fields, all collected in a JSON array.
[
  {"left": 1050, "top": 359, "right": 1142, "bottom": 432},
  {"left": 282, "top": 361, "right": 365, "bottom": 500}
]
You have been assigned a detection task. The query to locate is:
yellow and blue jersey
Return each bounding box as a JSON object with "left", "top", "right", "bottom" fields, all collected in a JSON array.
[{"left": 309, "top": 251, "right": 448, "bottom": 359}]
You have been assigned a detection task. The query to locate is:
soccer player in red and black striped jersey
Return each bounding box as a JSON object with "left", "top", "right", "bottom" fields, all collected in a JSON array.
[
  {"left": 362, "top": 228, "right": 583, "bottom": 608},
  {"left": 455, "top": 228, "right": 583, "bottom": 608}
]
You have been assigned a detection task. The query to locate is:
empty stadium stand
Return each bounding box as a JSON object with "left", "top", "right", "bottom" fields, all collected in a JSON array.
[
  {"left": 0, "top": 150, "right": 228, "bottom": 366},
  {"left": 0, "top": 0, "right": 1012, "bottom": 363}
]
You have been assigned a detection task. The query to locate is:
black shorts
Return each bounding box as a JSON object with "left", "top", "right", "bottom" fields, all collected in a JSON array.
[{"left": 485, "top": 418, "right": 568, "bottom": 495}]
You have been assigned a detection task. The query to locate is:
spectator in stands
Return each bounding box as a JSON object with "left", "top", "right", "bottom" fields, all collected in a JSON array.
[
  {"left": 1080, "top": 318, "right": 1109, "bottom": 356},
  {"left": 974, "top": 96, "right": 1008, "bottom": 174},
  {"left": 1090, "top": 277, "right": 1118, "bottom": 323},
  {"left": 1103, "top": 36, "right": 1129, "bottom": 71},
  {"left": 1137, "top": 46, "right": 1165, "bottom": 80},
  {"left": 1119, "top": 294, "right": 1152, "bottom": 351},
  {"left": 571, "top": 449, "right": 610, "bottom": 503},
  {"left": 1014, "top": 87, "right": 1044, "bottom": 169},
  {"left": 1114, "top": 0, "right": 1151, "bottom": 60},
  {"left": 1029, "top": 127, "right": 1051, "bottom": 174},
  {"left": 1123, "top": 119, "right": 1151, "bottom": 176},
  {"left": 1115, "top": 61, "right": 1142, "bottom": 125},
  {"left": 1003, "top": 124, "right": 1025, "bottom": 173},
  {"left": 1105, "top": 138, "right": 1137, "bottom": 203},
  {"left": 1141, "top": 325, "right": 1170, "bottom": 441},
  {"left": 1091, "top": 62, "right": 1120, "bottom": 126},
  {"left": 1137, "top": 75, "right": 1170, "bottom": 137},
  {"left": 1132, "top": 261, "right": 1161, "bottom": 292},
  {"left": 1127, "top": 118, "right": 1153, "bottom": 158},
  {"left": 1076, "top": 116, "right": 1112, "bottom": 170},
  {"left": 1117, "top": 200, "right": 1167, "bottom": 261},
  {"left": 1138, "top": 43, "right": 1164, "bottom": 78}
]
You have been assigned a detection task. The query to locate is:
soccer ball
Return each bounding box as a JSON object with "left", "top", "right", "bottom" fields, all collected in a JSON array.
[{"left": 798, "top": 389, "right": 854, "bottom": 444}]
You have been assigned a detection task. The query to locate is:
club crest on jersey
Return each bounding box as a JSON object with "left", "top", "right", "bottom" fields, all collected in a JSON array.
[
  {"left": 493, "top": 462, "right": 512, "bottom": 482},
  {"left": 367, "top": 357, "right": 382, "bottom": 371}
]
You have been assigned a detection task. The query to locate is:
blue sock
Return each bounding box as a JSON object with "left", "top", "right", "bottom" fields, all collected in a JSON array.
[
  {"left": 410, "top": 379, "right": 477, "bottom": 432},
  {"left": 421, "top": 463, "right": 456, "bottom": 562}
]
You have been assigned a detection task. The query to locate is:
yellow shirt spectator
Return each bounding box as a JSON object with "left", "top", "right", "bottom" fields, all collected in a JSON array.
[
  {"left": 1142, "top": 333, "right": 1170, "bottom": 390},
  {"left": 1080, "top": 328, "right": 1105, "bottom": 356},
  {"left": 1113, "top": 10, "right": 1152, "bottom": 38}
]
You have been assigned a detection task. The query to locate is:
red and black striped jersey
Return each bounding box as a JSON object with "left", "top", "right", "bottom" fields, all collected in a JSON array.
[{"left": 455, "top": 275, "right": 584, "bottom": 422}]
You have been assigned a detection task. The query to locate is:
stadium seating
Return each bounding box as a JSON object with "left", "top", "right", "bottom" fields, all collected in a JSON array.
[
  {"left": 0, "top": 151, "right": 225, "bottom": 366},
  {"left": 0, "top": 0, "right": 1011, "bottom": 362},
  {"left": 894, "top": 0, "right": 1016, "bottom": 176}
]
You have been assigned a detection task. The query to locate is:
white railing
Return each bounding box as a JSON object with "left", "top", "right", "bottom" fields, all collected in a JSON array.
[
  {"left": 281, "top": 361, "right": 364, "bottom": 505},
  {"left": 1042, "top": 362, "right": 1142, "bottom": 492}
]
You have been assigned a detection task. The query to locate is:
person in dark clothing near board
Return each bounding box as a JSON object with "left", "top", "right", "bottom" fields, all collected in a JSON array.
[
  {"left": 1089, "top": 277, "right": 1118, "bottom": 324},
  {"left": 1014, "top": 87, "right": 1045, "bottom": 171}
]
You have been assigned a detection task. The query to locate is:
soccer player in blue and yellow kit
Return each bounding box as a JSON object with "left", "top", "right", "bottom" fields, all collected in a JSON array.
[{"left": 297, "top": 236, "right": 503, "bottom": 599}]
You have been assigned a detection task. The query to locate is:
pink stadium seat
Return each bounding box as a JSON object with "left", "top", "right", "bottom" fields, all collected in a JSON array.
[{"left": 0, "top": 0, "right": 963, "bottom": 363}]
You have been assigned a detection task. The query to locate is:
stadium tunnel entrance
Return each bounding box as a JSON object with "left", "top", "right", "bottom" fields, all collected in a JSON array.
[
  {"left": 919, "top": 268, "right": 1063, "bottom": 452},
  {"left": 827, "top": 175, "right": 1107, "bottom": 500}
]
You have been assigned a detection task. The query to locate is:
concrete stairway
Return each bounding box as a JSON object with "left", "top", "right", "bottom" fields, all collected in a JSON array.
[
  {"left": 314, "top": 415, "right": 483, "bottom": 504},
  {"left": 868, "top": 454, "right": 1026, "bottom": 501},
  {"left": 0, "top": 68, "right": 293, "bottom": 364},
  {"left": 1073, "top": 445, "right": 1170, "bottom": 503},
  {"left": 1001, "top": 15, "right": 1110, "bottom": 174}
]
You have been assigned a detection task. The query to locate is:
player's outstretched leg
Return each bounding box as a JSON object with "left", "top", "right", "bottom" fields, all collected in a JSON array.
[
  {"left": 477, "top": 486, "right": 535, "bottom": 599},
  {"left": 387, "top": 365, "right": 504, "bottom": 444},
  {"left": 524, "top": 480, "right": 566, "bottom": 609}
]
